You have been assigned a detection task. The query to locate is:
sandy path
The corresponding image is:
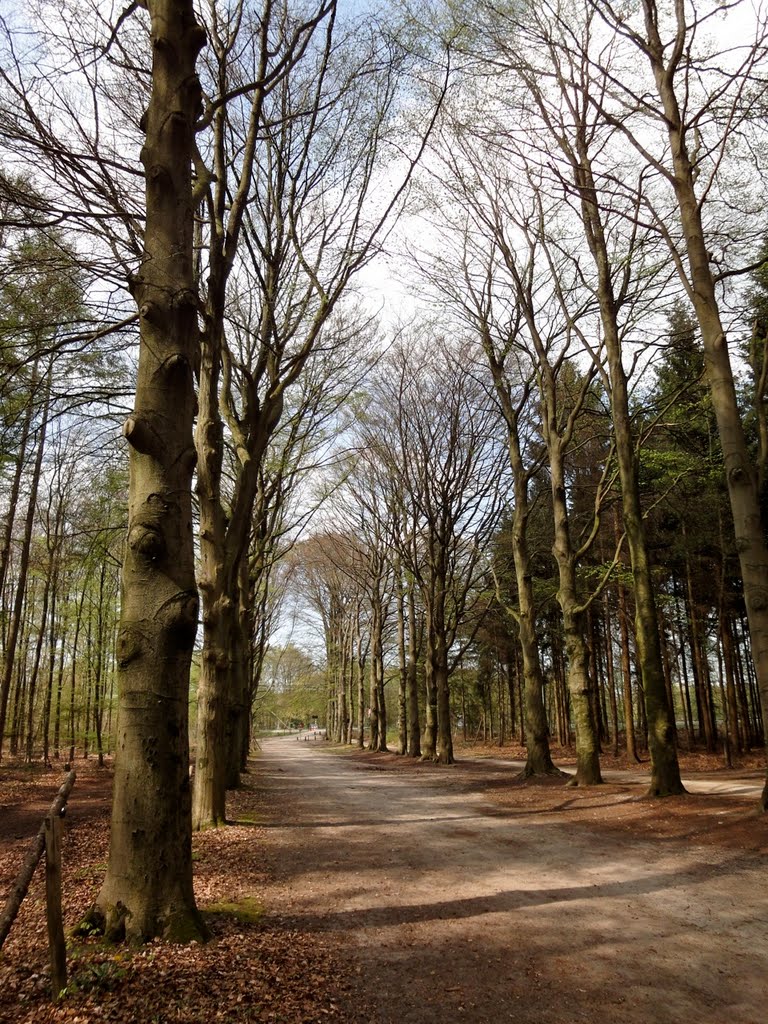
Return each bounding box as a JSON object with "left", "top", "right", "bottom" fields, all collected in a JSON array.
[{"left": 257, "top": 737, "right": 768, "bottom": 1024}]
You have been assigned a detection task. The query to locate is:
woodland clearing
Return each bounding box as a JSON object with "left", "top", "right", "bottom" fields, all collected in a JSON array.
[{"left": 0, "top": 738, "right": 766, "bottom": 1023}]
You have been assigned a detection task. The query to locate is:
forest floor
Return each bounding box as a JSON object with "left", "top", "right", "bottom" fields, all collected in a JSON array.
[{"left": 0, "top": 740, "right": 767, "bottom": 1023}]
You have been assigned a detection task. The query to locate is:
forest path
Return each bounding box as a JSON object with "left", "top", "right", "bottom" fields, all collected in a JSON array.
[{"left": 256, "top": 737, "right": 768, "bottom": 1024}]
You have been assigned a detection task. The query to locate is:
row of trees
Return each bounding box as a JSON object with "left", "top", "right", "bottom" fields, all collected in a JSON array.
[
  {"left": 0, "top": 0, "right": 445, "bottom": 942},
  {"left": 289, "top": 310, "right": 763, "bottom": 774},
  {"left": 2, "top": 0, "right": 768, "bottom": 946},
  {"left": 291, "top": 0, "right": 768, "bottom": 800},
  {"left": 0, "top": 226, "right": 129, "bottom": 768}
]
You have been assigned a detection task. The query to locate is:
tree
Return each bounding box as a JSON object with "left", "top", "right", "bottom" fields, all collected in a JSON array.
[
  {"left": 457, "top": 0, "right": 684, "bottom": 795},
  {"left": 0, "top": 231, "right": 87, "bottom": 758},
  {"left": 191, "top": 0, "right": 448, "bottom": 827},
  {"left": 361, "top": 336, "right": 505, "bottom": 764},
  {"left": 420, "top": 136, "right": 617, "bottom": 781},
  {"left": 584, "top": 0, "right": 768, "bottom": 806},
  {"left": 91, "top": 0, "right": 207, "bottom": 943}
]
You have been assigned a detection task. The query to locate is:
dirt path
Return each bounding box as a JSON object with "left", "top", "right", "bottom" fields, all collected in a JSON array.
[{"left": 257, "top": 737, "right": 768, "bottom": 1024}]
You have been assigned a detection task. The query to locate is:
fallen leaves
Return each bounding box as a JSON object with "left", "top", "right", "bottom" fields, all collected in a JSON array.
[{"left": 0, "top": 759, "right": 359, "bottom": 1024}]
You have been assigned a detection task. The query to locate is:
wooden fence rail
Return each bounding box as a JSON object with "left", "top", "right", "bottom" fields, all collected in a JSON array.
[{"left": 0, "top": 770, "right": 76, "bottom": 999}]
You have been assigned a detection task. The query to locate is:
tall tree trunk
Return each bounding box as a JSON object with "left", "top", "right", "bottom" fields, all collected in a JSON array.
[
  {"left": 83, "top": 614, "right": 93, "bottom": 759},
  {"left": 0, "top": 362, "right": 36, "bottom": 631},
  {"left": 421, "top": 621, "right": 437, "bottom": 760},
  {"left": 480, "top": 330, "right": 556, "bottom": 776},
  {"left": 434, "top": 630, "right": 454, "bottom": 765},
  {"left": 617, "top": 576, "right": 640, "bottom": 763},
  {"left": 356, "top": 618, "right": 366, "bottom": 749},
  {"left": 505, "top": 645, "right": 518, "bottom": 744},
  {"left": 52, "top": 590, "right": 68, "bottom": 761},
  {"left": 192, "top": 316, "right": 230, "bottom": 827},
  {"left": 225, "top": 587, "right": 250, "bottom": 787},
  {"left": 642, "top": 0, "right": 768, "bottom": 806},
  {"left": 338, "top": 619, "right": 350, "bottom": 746},
  {"left": 721, "top": 616, "right": 743, "bottom": 754},
  {"left": 42, "top": 568, "right": 63, "bottom": 766},
  {"left": 93, "top": 0, "right": 207, "bottom": 942},
  {"left": 406, "top": 583, "right": 421, "bottom": 758},
  {"left": 345, "top": 626, "right": 355, "bottom": 745},
  {"left": 604, "top": 603, "right": 620, "bottom": 757},
  {"left": 684, "top": 545, "right": 716, "bottom": 751},
  {"left": 93, "top": 562, "right": 107, "bottom": 768},
  {"left": 368, "top": 601, "right": 381, "bottom": 750},
  {"left": 68, "top": 584, "right": 88, "bottom": 764},
  {"left": 26, "top": 562, "right": 52, "bottom": 763},
  {"left": 10, "top": 649, "right": 28, "bottom": 756},
  {"left": 674, "top": 581, "right": 695, "bottom": 750},
  {"left": 375, "top": 655, "right": 388, "bottom": 753},
  {"left": 732, "top": 633, "right": 752, "bottom": 748},
  {"left": 658, "top": 604, "right": 678, "bottom": 748},
  {"left": 0, "top": 367, "right": 51, "bottom": 758},
  {"left": 549, "top": 439, "right": 602, "bottom": 785},
  {"left": 604, "top": 303, "right": 682, "bottom": 793},
  {"left": 514, "top": 553, "right": 557, "bottom": 777},
  {"left": 558, "top": 107, "right": 684, "bottom": 792},
  {"left": 396, "top": 567, "right": 408, "bottom": 755}
]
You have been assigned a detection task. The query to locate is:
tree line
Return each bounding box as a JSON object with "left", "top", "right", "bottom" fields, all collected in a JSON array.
[{"left": 1, "top": 0, "right": 767, "bottom": 945}]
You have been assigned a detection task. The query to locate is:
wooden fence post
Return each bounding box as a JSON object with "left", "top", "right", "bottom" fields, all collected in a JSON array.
[
  {"left": 0, "top": 770, "right": 75, "bottom": 1003},
  {"left": 44, "top": 810, "right": 66, "bottom": 999}
]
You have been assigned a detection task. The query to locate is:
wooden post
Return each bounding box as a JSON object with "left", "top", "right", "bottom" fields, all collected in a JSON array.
[
  {"left": 0, "top": 769, "right": 74, "bottom": 1006},
  {"left": 44, "top": 810, "right": 66, "bottom": 999},
  {"left": 0, "top": 770, "right": 75, "bottom": 952}
]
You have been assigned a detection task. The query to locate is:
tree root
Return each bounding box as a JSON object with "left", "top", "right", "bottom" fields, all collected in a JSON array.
[{"left": 514, "top": 764, "right": 570, "bottom": 782}]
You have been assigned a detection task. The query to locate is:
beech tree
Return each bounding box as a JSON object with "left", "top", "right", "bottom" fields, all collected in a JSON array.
[
  {"left": 444, "top": 220, "right": 613, "bottom": 781},
  {"left": 1, "top": 0, "right": 204, "bottom": 933},
  {"left": 91, "top": 0, "right": 207, "bottom": 942},
  {"left": 443, "top": 0, "right": 685, "bottom": 794},
  {"left": 587, "top": 0, "right": 768, "bottom": 807},
  {"left": 361, "top": 337, "right": 505, "bottom": 763},
  {"left": 191, "top": 0, "right": 447, "bottom": 827},
  {"left": 192, "top": 0, "right": 339, "bottom": 829}
]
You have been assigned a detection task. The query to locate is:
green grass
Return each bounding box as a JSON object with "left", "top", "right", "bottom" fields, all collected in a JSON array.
[
  {"left": 200, "top": 896, "right": 264, "bottom": 925},
  {"left": 230, "top": 810, "right": 260, "bottom": 825}
]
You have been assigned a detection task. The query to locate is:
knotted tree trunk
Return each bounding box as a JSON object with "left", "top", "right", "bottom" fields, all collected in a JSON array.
[{"left": 93, "top": 0, "right": 207, "bottom": 943}]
